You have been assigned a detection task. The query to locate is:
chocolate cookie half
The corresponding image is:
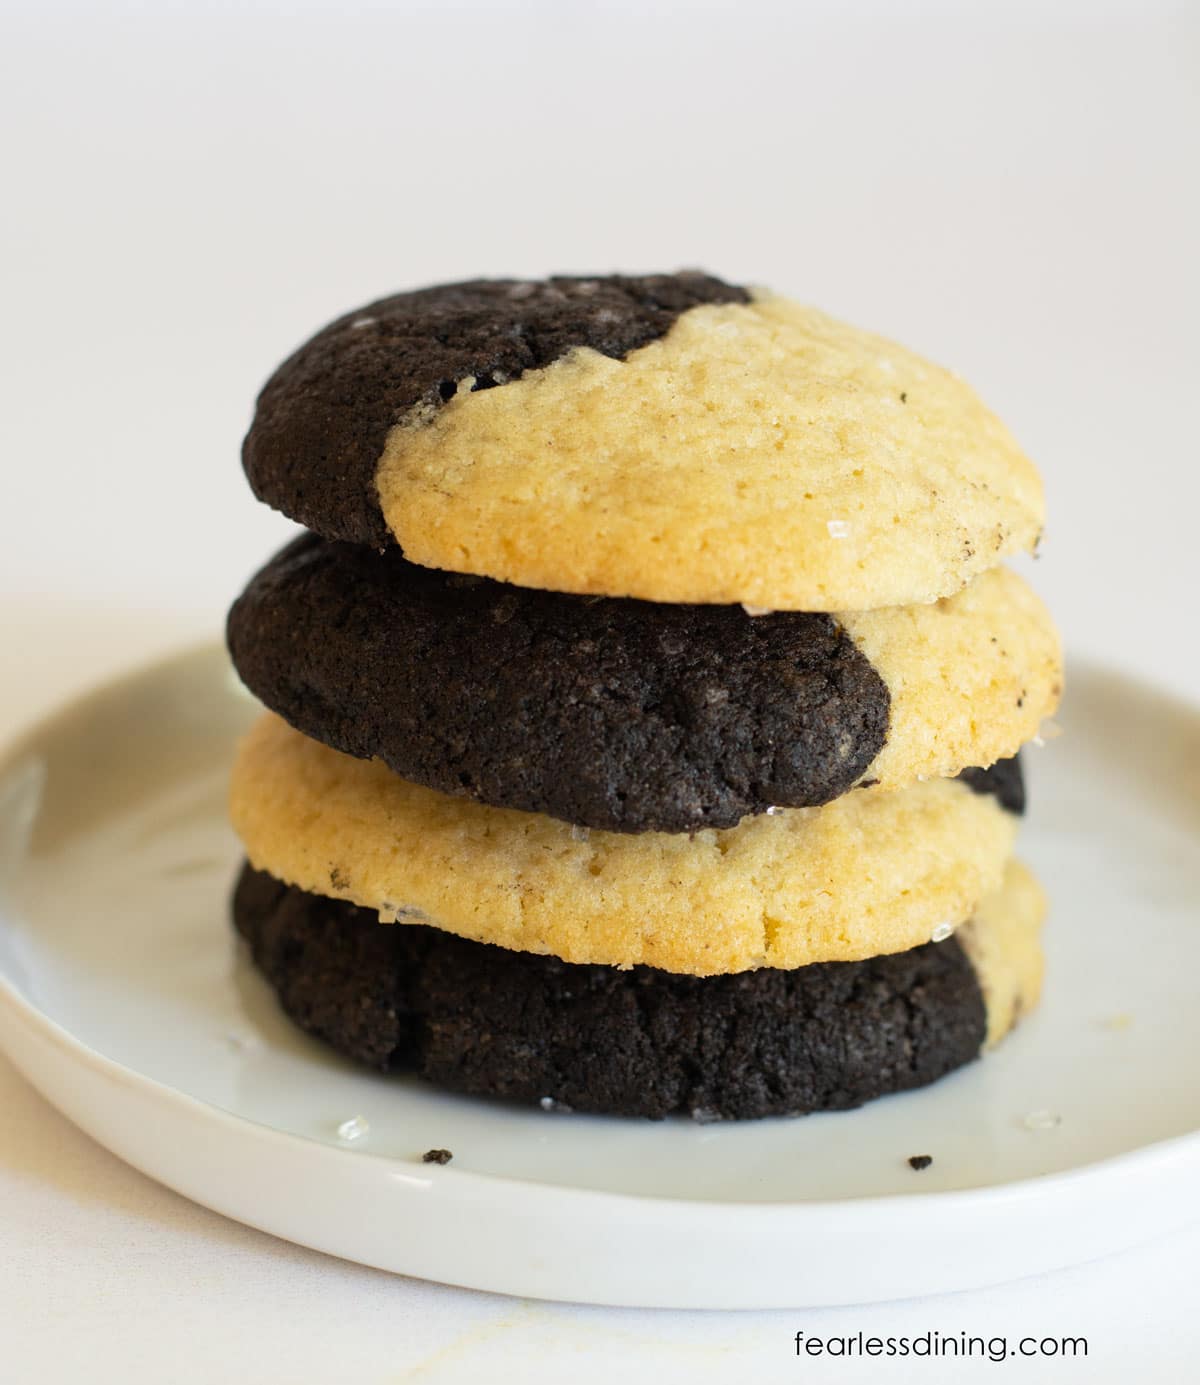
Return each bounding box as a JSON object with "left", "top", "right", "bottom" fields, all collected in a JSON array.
[
  {"left": 227, "top": 534, "right": 1057, "bottom": 833},
  {"left": 232, "top": 860, "right": 1043, "bottom": 1120},
  {"left": 228, "top": 534, "right": 887, "bottom": 832}
]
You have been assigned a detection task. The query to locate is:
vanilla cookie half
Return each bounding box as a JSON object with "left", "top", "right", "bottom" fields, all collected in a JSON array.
[
  {"left": 243, "top": 273, "right": 1043, "bottom": 610},
  {"left": 229, "top": 714, "right": 1020, "bottom": 975}
]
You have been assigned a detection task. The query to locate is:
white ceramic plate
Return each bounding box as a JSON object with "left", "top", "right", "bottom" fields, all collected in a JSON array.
[{"left": 0, "top": 647, "right": 1197, "bottom": 1308}]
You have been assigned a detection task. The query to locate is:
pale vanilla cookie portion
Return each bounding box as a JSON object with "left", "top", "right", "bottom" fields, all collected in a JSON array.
[
  {"left": 230, "top": 714, "right": 1019, "bottom": 976},
  {"left": 958, "top": 859, "right": 1046, "bottom": 1047},
  {"left": 845, "top": 565, "right": 1062, "bottom": 791},
  {"left": 376, "top": 294, "right": 1042, "bottom": 610}
]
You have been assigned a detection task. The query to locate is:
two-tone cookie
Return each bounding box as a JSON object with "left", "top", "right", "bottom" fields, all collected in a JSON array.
[
  {"left": 228, "top": 534, "right": 1059, "bottom": 832},
  {"left": 232, "top": 859, "right": 1044, "bottom": 1120},
  {"left": 243, "top": 274, "right": 1044, "bottom": 611},
  {"left": 229, "top": 713, "right": 1023, "bottom": 975}
]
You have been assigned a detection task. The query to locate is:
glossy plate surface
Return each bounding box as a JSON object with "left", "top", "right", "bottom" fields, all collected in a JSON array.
[{"left": 0, "top": 648, "right": 1197, "bottom": 1307}]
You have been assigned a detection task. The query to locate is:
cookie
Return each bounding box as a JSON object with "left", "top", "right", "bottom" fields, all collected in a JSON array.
[
  {"left": 231, "top": 859, "right": 1043, "bottom": 1119},
  {"left": 242, "top": 273, "right": 1043, "bottom": 611},
  {"left": 227, "top": 536, "right": 1058, "bottom": 832},
  {"left": 228, "top": 713, "right": 1020, "bottom": 975}
]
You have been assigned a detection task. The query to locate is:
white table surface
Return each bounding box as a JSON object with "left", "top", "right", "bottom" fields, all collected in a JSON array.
[{"left": 2, "top": 1, "right": 1197, "bottom": 1378}]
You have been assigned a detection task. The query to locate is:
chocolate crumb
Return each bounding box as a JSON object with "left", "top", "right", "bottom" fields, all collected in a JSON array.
[
  {"left": 899, "top": 391, "right": 908, "bottom": 403},
  {"left": 908, "top": 1154, "right": 933, "bottom": 1171},
  {"left": 422, "top": 1148, "right": 453, "bottom": 1165}
]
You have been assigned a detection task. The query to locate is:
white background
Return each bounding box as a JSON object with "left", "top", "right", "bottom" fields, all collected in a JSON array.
[{"left": 1, "top": 0, "right": 1197, "bottom": 1379}]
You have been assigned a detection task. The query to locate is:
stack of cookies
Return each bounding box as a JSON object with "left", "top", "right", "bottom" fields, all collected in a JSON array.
[{"left": 227, "top": 273, "right": 1061, "bottom": 1120}]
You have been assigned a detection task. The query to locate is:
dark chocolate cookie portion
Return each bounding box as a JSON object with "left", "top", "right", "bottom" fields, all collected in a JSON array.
[
  {"left": 242, "top": 272, "right": 750, "bottom": 547},
  {"left": 958, "top": 756, "right": 1025, "bottom": 816},
  {"left": 227, "top": 533, "right": 891, "bottom": 833},
  {"left": 233, "top": 864, "right": 988, "bottom": 1120}
]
